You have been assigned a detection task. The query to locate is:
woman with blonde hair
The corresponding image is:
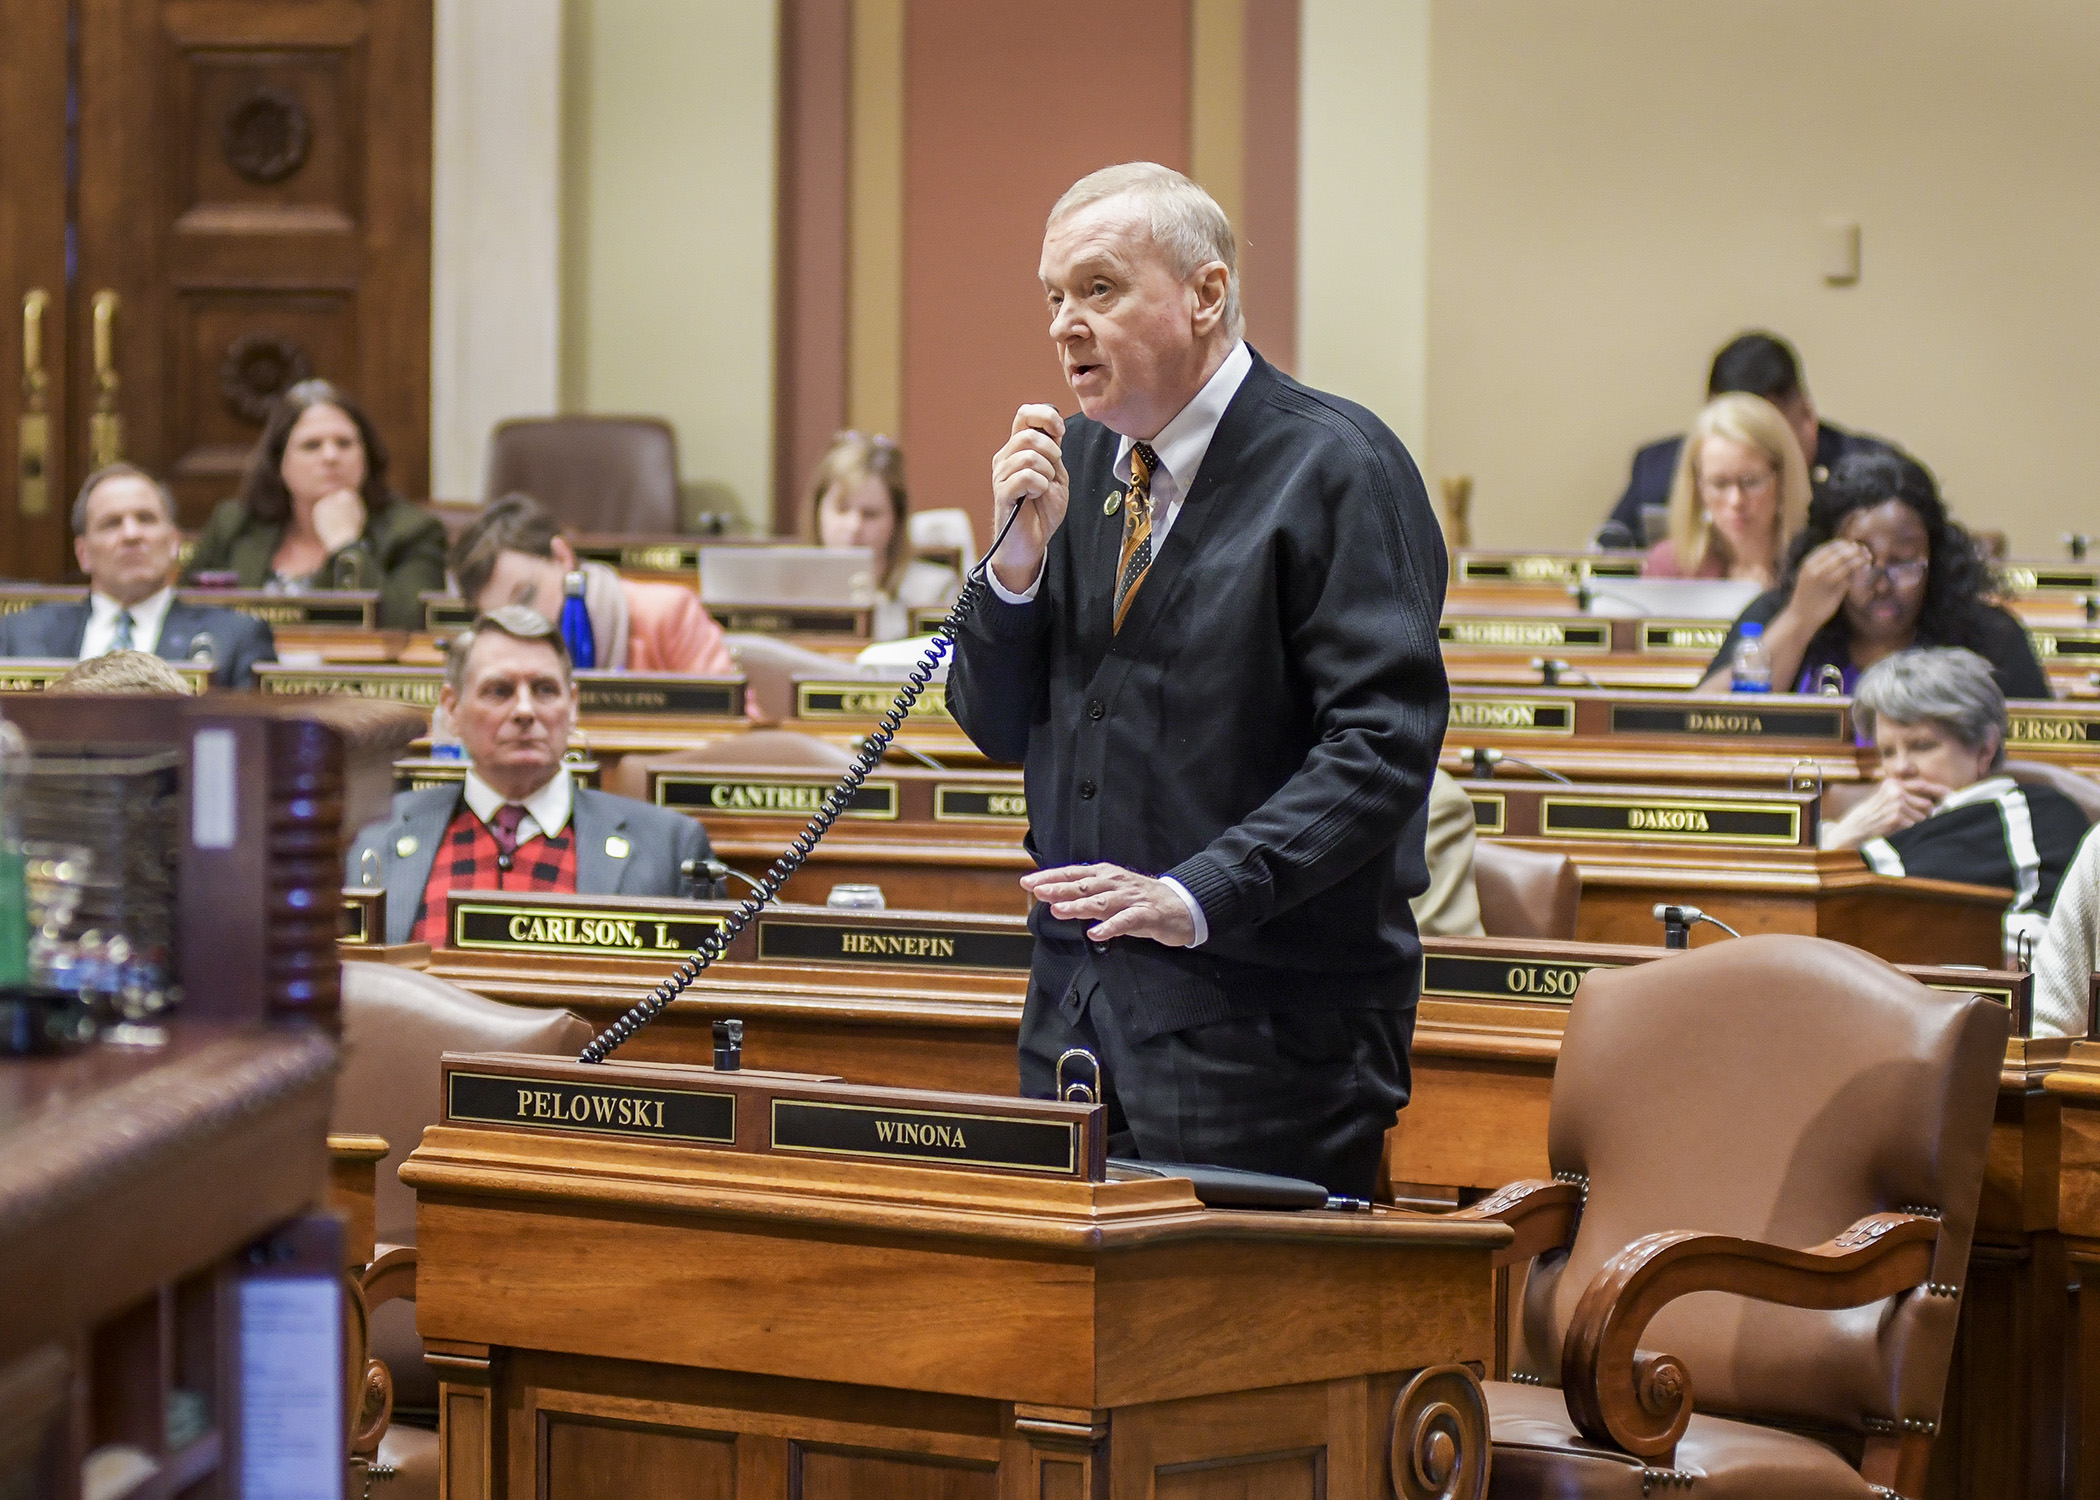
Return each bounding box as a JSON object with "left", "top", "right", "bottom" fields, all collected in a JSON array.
[
  {"left": 1642, "top": 392, "right": 1812, "bottom": 590},
  {"left": 803, "top": 432, "right": 960, "bottom": 640}
]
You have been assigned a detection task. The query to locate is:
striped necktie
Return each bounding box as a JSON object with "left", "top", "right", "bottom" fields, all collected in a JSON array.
[
  {"left": 1112, "top": 442, "right": 1160, "bottom": 632},
  {"left": 110, "top": 610, "right": 135, "bottom": 653}
]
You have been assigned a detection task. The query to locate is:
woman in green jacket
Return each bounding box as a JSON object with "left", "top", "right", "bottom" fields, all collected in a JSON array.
[{"left": 185, "top": 379, "right": 446, "bottom": 629}]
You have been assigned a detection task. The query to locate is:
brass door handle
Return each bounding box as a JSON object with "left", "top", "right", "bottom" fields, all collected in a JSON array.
[
  {"left": 19, "top": 290, "right": 51, "bottom": 517},
  {"left": 89, "top": 289, "right": 123, "bottom": 469}
]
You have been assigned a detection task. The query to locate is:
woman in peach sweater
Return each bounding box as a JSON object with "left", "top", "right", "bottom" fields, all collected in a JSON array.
[{"left": 447, "top": 492, "right": 734, "bottom": 675}]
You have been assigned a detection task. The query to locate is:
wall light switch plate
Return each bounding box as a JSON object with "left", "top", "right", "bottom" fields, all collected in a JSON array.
[{"left": 1822, "top": 220, "right": 1861, "bottom": 285}]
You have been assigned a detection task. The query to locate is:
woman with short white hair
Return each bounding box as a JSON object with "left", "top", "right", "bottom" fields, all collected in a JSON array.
[{"left": 1825, "top": 647, "right": 2087, "bottom": 965}]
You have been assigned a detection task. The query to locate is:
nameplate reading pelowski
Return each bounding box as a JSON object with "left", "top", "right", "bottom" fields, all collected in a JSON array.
[
  {"left": 451, "top": 899, "right": 728, "bottom": 956},
  {"left": 656, "top": 774, "right": 898, "bottom": 819},
  {"left": 1539, "top": 795, "right": 1803, "bottom": 846},
  {"left": 1423, "top": 953, "right": 1614, "bottom": 1004},
  {"left": 757, "top": 916, "right": 1035, "bottom": 971},
  {"left": 934, "top": 784, "right": 1028, "bottom": 823},
  {"left": 797, "top": 681, "right": 954, "bottom": 721},
  {"left": 771, "top": 1099, "right": 1078, "bottom": 1174},
  {"left": 1609, "top": 703, "right": 1847, "bottom": 741},
  {"left": 1439, "top": 619, "right": 1610, "bottom": 652},
  {"left": 1447, "top": 697, "right": 1576, "bottom": 736},
  {"left": 448, "top": 1070, "right": 736, "bottom": 1145}
]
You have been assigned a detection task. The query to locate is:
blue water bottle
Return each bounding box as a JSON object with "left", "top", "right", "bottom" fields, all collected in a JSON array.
[{"left": 560, "top": 570, "right": 597, "bottom": 669}]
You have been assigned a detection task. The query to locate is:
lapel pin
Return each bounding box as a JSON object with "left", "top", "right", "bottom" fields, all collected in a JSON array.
[
  {"left": 1103, "top": 490, "right": 1123, "bottom": 516},
  {"left": 605, "top": 834, "right": 631, "bottom": 859},
  {"left": 395, "top": 834, "right": 418, "bottom": 858}
]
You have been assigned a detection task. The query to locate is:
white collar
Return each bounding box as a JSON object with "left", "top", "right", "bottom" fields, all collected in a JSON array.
[
  {"left": 462, "top": 763, "right": 573, "bottom": 838},
  {"left": 1114, "top": 340, "right": 1253, "bottom": 495},
  {"left": 1932, "top": 774, "right": 2017, "bottom": 816},
  {"left": 89, "top": 586, "right": 175, "bottom": 637}
]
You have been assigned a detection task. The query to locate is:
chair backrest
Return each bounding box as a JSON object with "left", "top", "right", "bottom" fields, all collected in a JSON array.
[
  {"left": 1516, "top": 935, "right": 2007, "bottom": 1439},
  {"left": 485, "top": 416, "right": 680, "bottom": 534},
  {"left": 728, "top": 633, "right": 864, "bottom": 724},
  {"left": 2006, "top": 759, "right": 2100, "bottom": 823},
  {"left": 600, "top": 730, "right": 855, "bottom": 801},
  {"left": 1473, "top": 842, "right": 1580, "bottom": 939}
]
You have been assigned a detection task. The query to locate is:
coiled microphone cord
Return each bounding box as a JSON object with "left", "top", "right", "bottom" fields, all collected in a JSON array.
[{"left": 579, "top": 500, "right": 1030, "bottom": 1063}]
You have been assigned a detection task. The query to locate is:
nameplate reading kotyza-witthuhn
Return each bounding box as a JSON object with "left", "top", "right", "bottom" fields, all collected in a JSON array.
[
  {"left": 450, "top": 900, "right": 727, "bottom": 957},
  {"left": 260, "top": 670, "right": 444, "bottom": 706}
]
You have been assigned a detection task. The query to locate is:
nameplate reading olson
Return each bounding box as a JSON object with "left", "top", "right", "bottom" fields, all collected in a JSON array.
[
  {"left": 797, "top": 681, "right": 953, "bottom": 721},
  {"left": 656, "top": 774, "right": 898, "bottom": 819},
  {"left": 447, "top": 1070, "right": 736, "bottom": 1144},
  {"left": 1609, "top": 704, "right": 1846, "bottom": 740},
  {"left": 2008, "top": 708, "right": 2100, "bottom": 746},
  {"left": 756, "top": 917, "right": 1035, "bottom": 971},
  {"left": 770, "top": 1099, "right": 1078, "bottom": 1174},
  {"left": 1438, "top": 620, "right": 1609, "bottom": 652},
  {"left": 1539, "top": 796, "right": 1802, "bottom": 846},
  {"left": 1447, "top": 698, "right": 1575, "bottom": 735},
  {"left": 1424, "top": 954, "right": 1610, "bottom": 1003},
  {"left": 451, "top": 900, "right": 727, "bottom": 956}
]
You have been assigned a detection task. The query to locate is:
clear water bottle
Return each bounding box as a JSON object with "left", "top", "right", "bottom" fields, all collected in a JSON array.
[
  {"left": 1732, "top": 621, "right": 1773, "bottom": 693},
  {"left": 560, "top": 570, "right": 597, "bottom": 669}
]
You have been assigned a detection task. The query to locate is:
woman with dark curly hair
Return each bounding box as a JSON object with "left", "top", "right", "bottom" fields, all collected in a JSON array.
[
  {"left": 184, "top": 379, "right": 447, "bottom": 629},
  {"left": 1696, "top": 449, "right": 2048, "bottom": 698}
]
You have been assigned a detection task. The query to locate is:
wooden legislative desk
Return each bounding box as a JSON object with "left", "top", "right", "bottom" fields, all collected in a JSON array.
[
  {"left": 1438, "top": 606, "right": 1720, "bottom": 691},
  {"left": 2041, "top": 1040, "right": 2100, "bottom": 1497},
  {"left": 1395, "top": 936, "right": 2069, "bottom": 1500},
  {"left": 400, "top": 1054, "right": 1505, "bottom": 1500},
  {"left": 785, "top": 673, "right": 1001, "bottom": 767}
]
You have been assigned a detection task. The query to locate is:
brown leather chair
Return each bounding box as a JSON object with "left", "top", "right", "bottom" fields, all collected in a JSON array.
[
  {"left": 1474, "top": 841, "right": 1581, "bottom": 939},
  {"left": 1455, "top": 935, "right": 2007, "bottom": 1498},
  {"left": 728, "top": 633, "right": 864, "bottom": 724},
  {"left": 334, "top": 962, "right": 592, "bottom": 1498},
  {"left": 2007, "top": 758, "right": 2100, "bottom": 822},
  {"left": 601, "top": 728, "right": 855, "bottom": 801},
  {"left": 484, "top": 416, "right": 680, "bottom": 534}
]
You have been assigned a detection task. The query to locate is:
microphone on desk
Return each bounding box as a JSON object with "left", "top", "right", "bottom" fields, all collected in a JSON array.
[
  {"left": 186, "top": 631, "right": 216, "bottom": 664},
  {"left": 1455, "top": 747, "right": 1572, "bottom": 786},
  {"left": 683, "top": 857, "right": 765, "bottom": 896},
  {"left": 1653, "top": 903, "right": 1742, "bottom": 949}
]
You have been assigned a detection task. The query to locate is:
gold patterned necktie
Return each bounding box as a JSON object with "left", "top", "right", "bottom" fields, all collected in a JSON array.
[{"left": 1112, "top": 442, "right": 1160, "bottom": 632}]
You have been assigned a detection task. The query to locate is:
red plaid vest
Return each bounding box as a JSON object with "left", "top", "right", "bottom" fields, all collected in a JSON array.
[{"left": 413, "top": 799, "right": 579, "bottom": 948}]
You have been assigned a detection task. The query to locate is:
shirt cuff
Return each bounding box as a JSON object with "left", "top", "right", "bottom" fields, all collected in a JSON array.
[
  {"left": 987, "top": 557, "right": 1045, "bottom": 604},
  {"left": 1159, "top": 876, "right": 1209, "bottom": 947}
]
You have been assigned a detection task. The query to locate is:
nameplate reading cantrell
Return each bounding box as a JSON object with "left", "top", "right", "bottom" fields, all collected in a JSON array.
[{"left": 655, "top": 775, "right": 898, "bottom": 819}]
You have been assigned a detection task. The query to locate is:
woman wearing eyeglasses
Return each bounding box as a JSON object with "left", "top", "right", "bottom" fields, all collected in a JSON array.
[
  {"left": 805, "top": 432, "right": 961, "bottom": 641},
  {"left": 1697, "top": 450, "right": 2048, "bottom": 698},
  {"left": 1641, "top": 393, "right": 1809, "bottom": 589}
]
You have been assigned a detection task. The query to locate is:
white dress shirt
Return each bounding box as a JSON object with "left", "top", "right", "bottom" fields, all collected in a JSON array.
[
  {"left": 80, "top": 586, "right": 175, "bottom": 660},
  {"left": 462, "top": 763, "right": 574, "bottom": 844},
  {"left": 989, "top": 340, "right": 1254, "bottom": 948}
]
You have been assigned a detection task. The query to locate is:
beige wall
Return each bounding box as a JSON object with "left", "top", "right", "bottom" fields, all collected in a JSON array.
[
  {"left": 1427, "top": 1, "right": 2100, "bottom": 554},
  {"left": 561, "top": 0, "right": 778, "bottom": 528}
]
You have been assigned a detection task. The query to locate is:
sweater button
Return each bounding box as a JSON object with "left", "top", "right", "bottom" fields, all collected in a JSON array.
[
  {"left": 1087, "top": 699, "right": 1105, "bottom": 720},
  {"left": 1079, "top": 780, "right": 1096, "bottom": 799}
]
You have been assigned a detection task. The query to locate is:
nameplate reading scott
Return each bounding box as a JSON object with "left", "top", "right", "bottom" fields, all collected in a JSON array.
[
  {"left": 797, "top": 681, "right": 953, "bottom": 721},
  {"left": 1538, "top": 796, "right": 1804, "bottom": 846},
  {"left": 1447, "top": 697, "right": 1575, "bottom": 736},
  {"left": 756, "top": 917, "right": 1035, "bottom": 971},
  {"left": 656, "top": 774, "right": 898, "bottom": 819},
  {"left": 1608, "top": 703, "right": 1846, "bottom": 740},
  {"left": 933, "top": 784, "right": 1028, "bottom": 822},
  {"left": 1439, "top": 619, "right": 1610, "bottom": 652},
  {"left": 1423, "top": 953, "right": 1616, "bottom": 1004},
  {"left": 451, "top": 900, "right": 727, "bottom": 956},
  {"left": 770, "top": 1099, "right": 1079, "bottom": 1174},
  {"left": 448, "top": 1070, "right": 736, "bottom": 1144}
]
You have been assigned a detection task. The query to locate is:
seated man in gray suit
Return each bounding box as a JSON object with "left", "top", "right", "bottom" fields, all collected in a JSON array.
[
  {"left": 0, "top": 463, "right": 275, "bottom": 687},
  {"left": 346, "top": 605, "right": 721, "bottom": 947}
]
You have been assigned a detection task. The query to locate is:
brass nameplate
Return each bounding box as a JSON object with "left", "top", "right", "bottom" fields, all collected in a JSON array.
[
  {"left": 424, "top": 597, "right": 476, "bottom": 631},
  {"left": 181, "top": 592, "right": 377, "bottom": 628},
  {"left": 770, "top": 1098, "right": 1078, "bottom": 1175},
  {"left": 1539, "top": 795, "right": 1803, "bottom": 846},
  {"left": 1439, "top": 619, "right": 1610, "bottom": 652},
  {"left": 1422, "top": 953, "right": 1612, "bottom": 1004},
  {"left": 573, "top": 541, "right": 704, "bottom": 574},
  {"left": 451, "top": 899, "right": 727, "bottom": 956},
  {"left": 656, "top": 774, "right": 897, "bottom": 819},
  {"left": 2008, "top": 706, "right": 2100, "bottom": 746},
  {"left": 797, "top": 680, "right": 953, "bottom": 721},
  {"left": 722, "top": 607, "right": 868, "bottom": 636},
  {"left": 0, "top": 589, "right": 82, "bottom": 617},
  {"left": 2029, "top": 630, "right": 2100, "bottom": 660},
  {"left": 1457, "top": 555, "right": 1641, "bottom": 584},
  {"left": 757, "top": 916, "right": 1034, "bottom": 971},
  {"left": 1639, "top": 621, "right": 1729, "bottom": 654},
  {"left": 1609, "top": 703, "right": 1846, "bottom": 740},
  {"left": 259, "top": 668, "right": 444, "bottom": 705},
  {"left": 448, "top": 1069, "right": 735, "bottom": 1144},
  {"left": 576, "top": 676, "right": 743, "bottom": 717},
  {"left": 1448, "top": 697, "right": 1575, "bottom": 736},
  {"left": 934, "top": 784, "right": 1028, "bottom": 823},
  {"left": 1469, "top": 792, "right": 1506, "bottom": 834},
  {"left": 1923, "top": 980, "right": 2017, "bottom": 1009},
  {"left": 341, "top": 898, "right": 370, "bottom": 944},
  {"left": 2001, "top": 566, "right": 2099, "bottom": 594},
  {"left": 0, "top": 660, "right": 207, "bottom": 692}
]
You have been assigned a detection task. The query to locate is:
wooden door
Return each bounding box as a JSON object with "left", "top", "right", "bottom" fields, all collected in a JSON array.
[{"left": 0, "top": 0, "right": 431, "bottom": 580}]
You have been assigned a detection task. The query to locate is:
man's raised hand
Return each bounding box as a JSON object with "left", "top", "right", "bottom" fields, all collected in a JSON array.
[{"left": 989, "top": 404, "right": 1069, "bottom": 592}]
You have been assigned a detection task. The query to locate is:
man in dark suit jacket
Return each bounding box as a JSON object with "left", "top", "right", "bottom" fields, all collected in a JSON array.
[
  {"left": 1603, "top": 331, "right": 1893, "bottom": 543},
  {"left": 0, "top": 464, "right": 274, "bottom": 687},
  {"left": 948, "top": 163, "right": 1448, "bottom": 1197},
  {"left": 344, "top": 606, "right": 720, "bottom": 947}
]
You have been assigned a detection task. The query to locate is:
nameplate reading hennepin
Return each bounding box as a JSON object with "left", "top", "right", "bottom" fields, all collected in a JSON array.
[
  {"left": 770, "top": 1099, "right": 1078, "bottom": 1174},
  {"left": 757, "top": 916, "right": 1035, "bottom": 971},
  {"left": 448, "top": 1070, "right": 736, "bottom": 1144}
]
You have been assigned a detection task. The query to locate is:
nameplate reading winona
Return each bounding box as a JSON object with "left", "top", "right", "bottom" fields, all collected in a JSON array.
[
  {"left": 451, "top": 899, "right": 727, "bottom": 956},
  {"left": 656, "top": 774, "right": 898, "bottom": 819},
  {"left": 934, "top": 784, "right": 1028, "bottom": 823},
  {"left": 448, "top": 1070, "right": 736, "bottom": 1145},
  {"left": 797, "top": 680, "right": 953, "bottom": 721},
  {"left": 1423, "top": 953, "right": 1614, "bottom": 1004},
  {"left": 1447, "top": 697, "right": 1575, "bottom": 736},
  {"left": 1539, "top": 795, "right": 1803, "bottom": 846},
  {"left": 757, "top": 916, "right": 1034, "bottom": 971},
  {"left": 771, "top": 1099, "right": 1079, "bottom": 1174},
  {"left": 1439, "top": 619, "right": 1610, "bottom": 652},
  {"left": 1609, "top": 703, "right": 1846, "bottom": 740}
]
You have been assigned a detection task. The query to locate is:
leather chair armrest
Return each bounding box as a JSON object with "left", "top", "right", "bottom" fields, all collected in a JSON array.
[
  {"left": 361, "top": 1244, "right": 417, "bottom": 1309},
  {"left": 1561, "top": 1211, "right": 1941, "bottom": 1463},
  {"left": 348, "top": 1246, "right": 418, "bottom": 1461},
  {"left": 1449, "top": 1178, "right": 1581, "bottom": 1269}
]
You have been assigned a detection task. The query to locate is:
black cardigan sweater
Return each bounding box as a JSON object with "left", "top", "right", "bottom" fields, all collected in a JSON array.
[{"left": 947, "top": 349, "right": 1449, "bottom": 1040}]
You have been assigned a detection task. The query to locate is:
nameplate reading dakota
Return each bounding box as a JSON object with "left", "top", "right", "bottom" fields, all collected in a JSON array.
[
  {"left": 448, "top": 1070, "right": 735, "bottom": 1145},
  {"left": 934, "top": 784, "right": 1028, "bottom": 822},
  {"left": 797, "top": 681, "right": 953, "bottom": 721},
  {"left": 1447, "top": 698, "right": 1575, "bottom": 735},
  {"left": 452, "top": 900, "right": 727, "bottom": 956},
  {"left": 1423, "top": 954, "right": 1616, "bottom": 1004},
  {"left": 1609, "top": 703, "right": 1846, "bottom": 740},
  {"left": 1539, "top": 796, "right": 1803, "bottom": 846},
  {"left": 656, "top": 775, "right": 897, "bottom": 819},
  {"left": 1439, "top": 619, "right": 1610, "bottom": 651},
  {"left": 757, "top": 917, "right": 1035, "bottom": 971},
  {"left": 770, "top": 1099, "right": 1078, "bottom": 1174}
]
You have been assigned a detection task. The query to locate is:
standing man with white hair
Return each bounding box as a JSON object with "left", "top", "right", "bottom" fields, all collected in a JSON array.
[{"left": 946, "top": 162, "right": 1448, "bottom": 1196}]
